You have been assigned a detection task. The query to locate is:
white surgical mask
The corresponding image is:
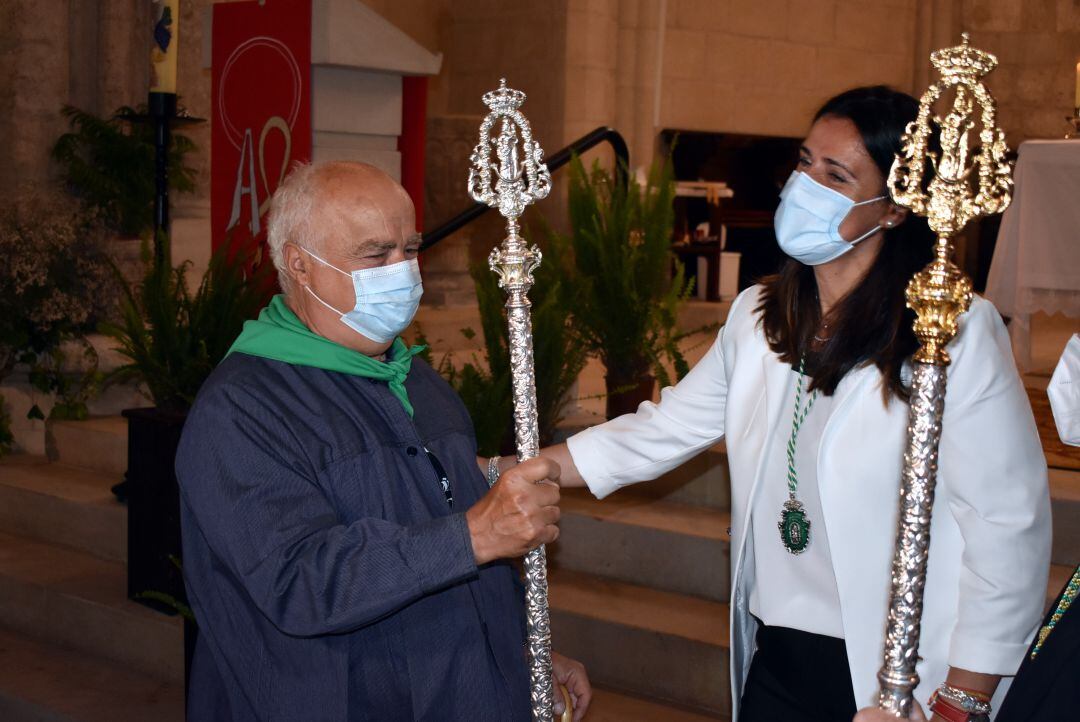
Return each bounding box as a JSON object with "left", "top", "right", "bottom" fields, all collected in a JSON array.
[
  {"left": 774, "top": 171, "right": 887, "bottom": 266},
  {"left": 301, "top": 247, "right": 423, "bottom": 344}
]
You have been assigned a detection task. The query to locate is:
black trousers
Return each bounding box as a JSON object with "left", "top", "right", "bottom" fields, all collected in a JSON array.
[{"left": 739, "top": 623, "right": 857, "bottom": 722}]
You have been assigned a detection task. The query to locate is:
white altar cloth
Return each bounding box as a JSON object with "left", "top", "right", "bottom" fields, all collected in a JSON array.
[{"left": 985, "top": 140, "right": 1080, "bottom": 371}]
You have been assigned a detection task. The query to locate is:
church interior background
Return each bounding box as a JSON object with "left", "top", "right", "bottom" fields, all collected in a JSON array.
[{"left": 0, "top": 0, "right": 1078, "bottom": 719}]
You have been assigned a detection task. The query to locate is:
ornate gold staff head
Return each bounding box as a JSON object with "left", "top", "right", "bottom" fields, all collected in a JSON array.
[{"left": 888, "top": 33, "right": 1013, "bottom": 365}]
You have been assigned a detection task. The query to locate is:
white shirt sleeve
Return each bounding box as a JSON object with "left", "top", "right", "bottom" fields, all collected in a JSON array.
[
  {"left": 938, "top": 297, "right": 1052, "bottom": 673},
  {"left": 566, "top": 319, "right": 731, "bottom": 500},
  {"left": 1048, "top": 334, "right": 1080, "bottom": 447}
]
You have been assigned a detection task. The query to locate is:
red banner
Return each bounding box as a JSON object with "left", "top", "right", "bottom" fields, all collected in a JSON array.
[{"left": 211, "top": 0, "right": 311, "bottom": 263}]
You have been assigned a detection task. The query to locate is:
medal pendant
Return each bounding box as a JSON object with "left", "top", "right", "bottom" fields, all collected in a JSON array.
[{"left": 778, "top": 499, "right": 811, "bottom": 554}]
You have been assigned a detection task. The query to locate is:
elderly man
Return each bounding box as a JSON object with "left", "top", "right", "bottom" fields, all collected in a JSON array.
[{"left": 177, "top": 161, "right": 590, "bottom": 721}]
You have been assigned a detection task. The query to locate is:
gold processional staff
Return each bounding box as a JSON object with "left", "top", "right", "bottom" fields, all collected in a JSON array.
[{"left": 877, "top": 34, "right": 1014, "bottom": 716}]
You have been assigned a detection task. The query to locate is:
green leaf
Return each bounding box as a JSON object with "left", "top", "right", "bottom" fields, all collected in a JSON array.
[
  {"left": 540, "top": 154, "right": 690, "bottom": 391},
  {"left": 134, "top": 590, "right": 196, "bottom": 623},
  {"left": 100, "top": 231, "right": 271, "bottom": 410},
  {"left": 52, "top": 104, "right": 197, "bottom": 237}
]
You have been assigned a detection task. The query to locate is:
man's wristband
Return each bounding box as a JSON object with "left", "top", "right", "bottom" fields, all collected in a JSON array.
[{"left": 486, "top": 456, "right": 500, "bottom": 488}]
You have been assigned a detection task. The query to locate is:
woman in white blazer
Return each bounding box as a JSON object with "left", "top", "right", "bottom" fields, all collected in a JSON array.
[{"left": 521, "top": 87, "right": 1051, "bottom": 721}]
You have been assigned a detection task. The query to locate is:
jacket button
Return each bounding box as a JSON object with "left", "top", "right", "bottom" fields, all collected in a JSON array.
[{"left": 406, "top": 446, "right": 418, "bottom": 456}]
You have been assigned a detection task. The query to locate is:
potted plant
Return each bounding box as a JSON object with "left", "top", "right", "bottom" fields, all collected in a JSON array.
[
  {"left": 420, "top": 247, "right": 588, "bottom": 457},
  {"left": 52, "top": 104, "right": 197, "bottom": 239},
  {"left": 100, "top": 231, "right": 268, "bottom": 694},
  {"left": 0, "top": 192, "right": 118, "bottom": 453},
  {"left": 549, "top": 156, "right": 696, "bottom": 419},
  {"left": 101, "top": 232, "right": 269, "bottom": 609}
]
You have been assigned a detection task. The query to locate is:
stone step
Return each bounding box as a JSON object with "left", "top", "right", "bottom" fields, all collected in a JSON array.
[
  {"left": 550, "top": 489, "right": 730, "bottom": 602},
  {"left": 1050, "top": 467, "right": 1080, "bottom": 567},
  {"left": 549, "top": 563, "right": 1069, "bottom": 719},
  {"left": 0, "top": 600, "right": 726, "bottom": 722},
  {"left": 0, "top": 455, "right": 125, "bottom": 562},
  {"left": 549, "top": 568, "right": 731, "bottom": 716},
  {"left": 410, "top": 300, "right": 730, "bottom": 356},
  {"left": 0, "top": 532, "right": 183, "bottom": 684},
  {"left": 619, "top": 444, "right": 731, "bottom": 510},
  {"left": 587, "top": 687, "right": 727, "bottom": 721},
  {"left": 0, "top": 626, "right": 183, "bottom": 722},
  {"left": 410, "top": 300, "right": 723, "bottom": 420},
  {"left": 45, "top": 416, "right": 128, "bottom": 478}
]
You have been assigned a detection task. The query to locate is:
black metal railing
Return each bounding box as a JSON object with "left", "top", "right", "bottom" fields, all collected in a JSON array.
[{"left": 420, "top": 126, "right": 629, "bottom": 251}]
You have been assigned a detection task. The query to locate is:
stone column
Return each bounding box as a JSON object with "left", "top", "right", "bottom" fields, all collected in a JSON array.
[
  {"left": 0, "top": 0, "right": 72, "bottom": 195},
  {"left": 912, "top": 0, "right": 961, "bottom": 95},
  {"left": 98, "top": 0, "right": 150, "bottom": 115},
  {"left": 615, "top": 0, "right": 664, "bottom": 175},
  {"left": 422, "top": 0, "right": 570, "bottom": 306}
]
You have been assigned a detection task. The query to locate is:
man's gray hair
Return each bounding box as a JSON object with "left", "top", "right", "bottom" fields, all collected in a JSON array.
[{"left": 267, "top": 162, "right": 320, "bottom": 292}]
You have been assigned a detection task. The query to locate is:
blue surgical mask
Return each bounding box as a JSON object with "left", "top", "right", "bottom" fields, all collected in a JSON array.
[
  {"left": 774, "top": 171, "right": 887, "bottom": 266},
  {"left": 301, "top": 248, "right": 423, "bottom": 344}
]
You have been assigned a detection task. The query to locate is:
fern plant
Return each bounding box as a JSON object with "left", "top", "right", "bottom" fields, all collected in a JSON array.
[
  {"left": 548, "top": 156, "right": 694, "bottom": 417},
  {"left": 52, "top": 104, "right": 197, "bottom": 238},
  {"left": 100, "top": 233, "right": 271, "bottom": 411},
  {"left": 421, "top": 249, "right": 588, "bottom": 457}
]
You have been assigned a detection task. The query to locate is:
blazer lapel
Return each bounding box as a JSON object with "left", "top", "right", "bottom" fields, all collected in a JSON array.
[{"left": 746, "top": 352, "right": 794, "bottom": 514}]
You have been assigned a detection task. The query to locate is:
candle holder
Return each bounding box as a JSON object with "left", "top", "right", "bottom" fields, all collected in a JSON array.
[
  {"left": 116, "top": 96, "right": 204, "bottom": 264},
  {"left": 1066, "top": 108, "right": 1080, "bottom": 139}
]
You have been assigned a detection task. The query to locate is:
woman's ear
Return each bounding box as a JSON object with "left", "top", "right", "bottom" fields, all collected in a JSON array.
[{"left": 882, "top": 204, "right": 909, "bottom": 229}]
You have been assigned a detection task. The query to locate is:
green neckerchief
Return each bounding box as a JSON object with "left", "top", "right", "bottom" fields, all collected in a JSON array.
[{"left": 227, "top": 295, "right": 426, "bottom": 416}]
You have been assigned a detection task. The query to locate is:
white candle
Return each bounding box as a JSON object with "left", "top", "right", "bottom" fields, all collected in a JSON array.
[
  {"left": 150, "top": 0, "right": 179, "bottom": 94},
  {"left": 1075, "top": 61, "right": 1080, "bottom": 110}
]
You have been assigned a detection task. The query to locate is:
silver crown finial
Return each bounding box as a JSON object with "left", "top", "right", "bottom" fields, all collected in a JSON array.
[{"left": 468, "top": 79, "right": 551, "bottom": 221}]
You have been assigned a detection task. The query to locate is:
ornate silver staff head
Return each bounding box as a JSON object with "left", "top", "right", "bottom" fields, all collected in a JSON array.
[
  {"left": 468, "top": 79, "right": 552, "bottom": 224},
  {"left": 469, "top": 79, "right": 551, "bottom": 295}
]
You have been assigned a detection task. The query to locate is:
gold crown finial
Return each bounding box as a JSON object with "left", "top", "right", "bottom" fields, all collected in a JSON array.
[
  {"left": 930, "top": 32, "right": 997, "bottom": 79},
  {"left": 886, "top": 34, "right": 1012, "bottom": 366}
]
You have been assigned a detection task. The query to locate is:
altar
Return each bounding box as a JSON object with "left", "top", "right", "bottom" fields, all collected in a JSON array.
[{"left": 985, "top": 140, "right": 1080, "bottom": 371}]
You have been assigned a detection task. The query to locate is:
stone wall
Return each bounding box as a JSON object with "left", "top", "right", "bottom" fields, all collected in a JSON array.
[
  {"left": 658, "top": 0, "right": 919, "bottom": 138},
  {"left": 967, "top": 0, "right": 1080, "bottom": 144},
  {"left": 1, "top": 0, "right": 1074, "bottom": 297}
]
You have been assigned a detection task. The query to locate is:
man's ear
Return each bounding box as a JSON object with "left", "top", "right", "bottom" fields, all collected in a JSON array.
[{"left": 282, "top": 243, "right": 311, "bottom": 289}]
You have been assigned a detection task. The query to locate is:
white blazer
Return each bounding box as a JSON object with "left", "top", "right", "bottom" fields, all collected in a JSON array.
[{"left": 567, "top": 285, "right": 1051, "bottom": 719}]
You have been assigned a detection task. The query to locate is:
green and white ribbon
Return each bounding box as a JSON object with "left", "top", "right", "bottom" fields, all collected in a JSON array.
[{"left": 787, "top": 357, "right": 819, "bottom": 499}]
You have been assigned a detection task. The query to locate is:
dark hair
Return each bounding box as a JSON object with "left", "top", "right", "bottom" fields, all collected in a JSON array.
[{"left": 756, "top": 85, "right": 935, "bottom": 402}]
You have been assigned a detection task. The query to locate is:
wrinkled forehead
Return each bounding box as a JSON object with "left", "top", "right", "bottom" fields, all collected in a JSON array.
[{"left": 311, "top": 167, "right": 417, "bottom": 252}]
